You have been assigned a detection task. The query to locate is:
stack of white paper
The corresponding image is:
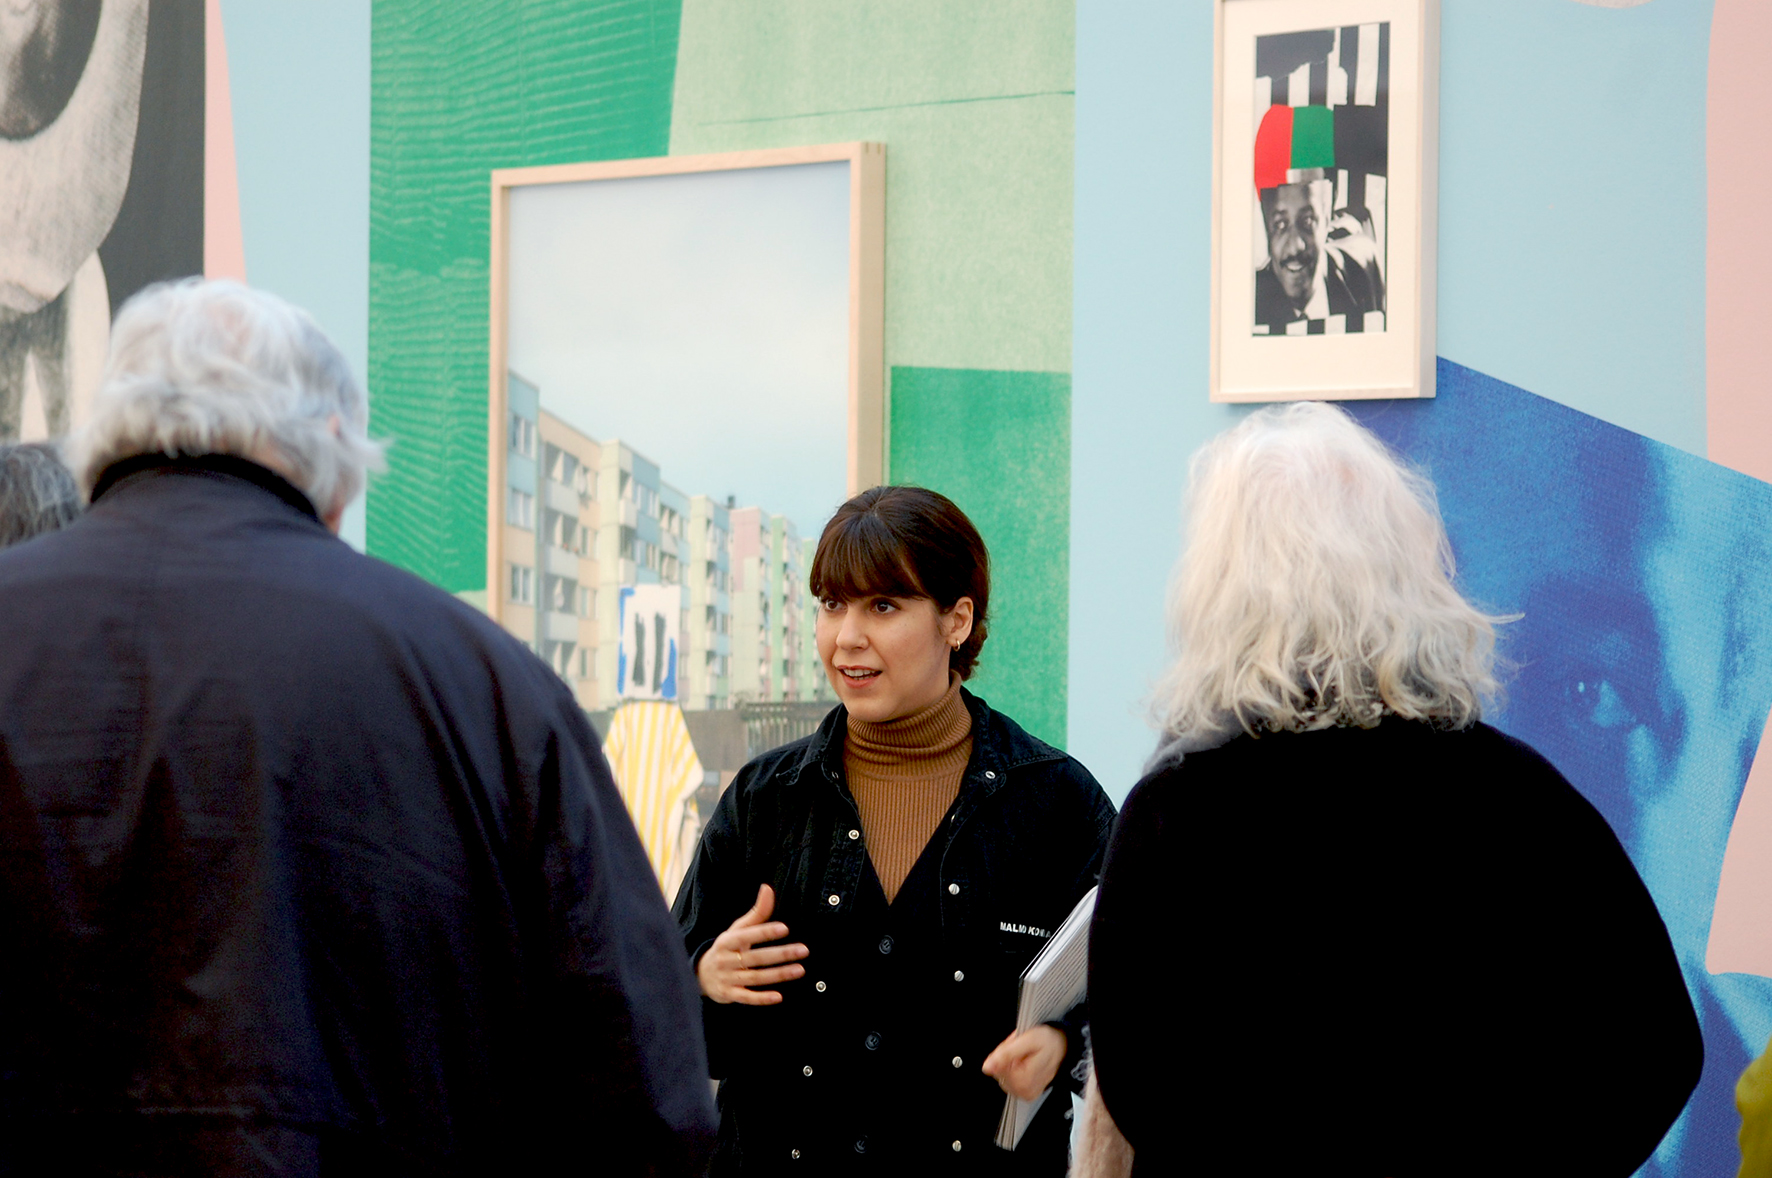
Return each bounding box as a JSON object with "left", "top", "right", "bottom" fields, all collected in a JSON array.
[{"left": 994, "top": 886, "right": 1098, "bottom": 1150}]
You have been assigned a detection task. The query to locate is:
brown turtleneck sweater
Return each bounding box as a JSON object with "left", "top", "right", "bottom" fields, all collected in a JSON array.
[{"left": 845, "top": 673, "right": 974, "bottom": 903}]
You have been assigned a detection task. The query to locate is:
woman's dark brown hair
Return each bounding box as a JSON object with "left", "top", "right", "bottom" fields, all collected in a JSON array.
[{"left": 809, "top": 485, "right": 991, "bottom": 679}]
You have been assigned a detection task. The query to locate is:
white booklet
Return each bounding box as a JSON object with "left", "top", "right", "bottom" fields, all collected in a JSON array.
[{"left": 994, "top": 885, "right": 1098, "bottom": 1150}]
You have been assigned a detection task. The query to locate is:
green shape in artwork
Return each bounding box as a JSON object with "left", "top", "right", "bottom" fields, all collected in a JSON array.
[{"left": 1289, "top": 105, "right": 1335, "bottom": 171}]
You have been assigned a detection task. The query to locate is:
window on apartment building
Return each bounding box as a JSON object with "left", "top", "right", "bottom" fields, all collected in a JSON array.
[
  {"left": 579, "top": 586, "right": 591, "bottom": 618},
  {"left": 508, "top": 563, "right": 534, "bottom": 605},
  {"left": 619, "top": 527, "right": 636, "bottom": 561},
  {"left": 549, "top": 513, "right": 584, "bottom": 555},
  {"left": 509, "top": 413, "right": 535, "bottom": 458},
  {"left": 618, "top": 470, "right": 632, "bottom": 502},
  {"left": 507, "top": 488, "right": 534, "bottom": 530},
  {"left": 549, "top": 575, "right": 573, "bottom": 612},
  {"left": 578, "top": 648, "right": 588, "bottom": 680},
  {"left": 551, "top": 449, "right": 578, "bottom": 488}
]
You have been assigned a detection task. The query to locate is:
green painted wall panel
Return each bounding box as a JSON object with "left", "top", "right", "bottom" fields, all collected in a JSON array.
[
  {"left": 668, "top": 2, "right": 1075, "bottom": 739},
  {"left": 670, "top": 0, "right": 1073, "bottom": 374},
  {"left": 889, "top": 367, "right": 1069, "bottom": 747},
  {"left": 369, "top": 0, "right": 681, "bottom": 590}
]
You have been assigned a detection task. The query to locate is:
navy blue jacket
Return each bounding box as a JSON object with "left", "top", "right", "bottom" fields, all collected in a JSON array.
[
  {"left": 674, "top": 693, "right": 1116, "bottom": 1176},
  {"left": 0, "top": 457, "right": 716, "bottom": 1176}
]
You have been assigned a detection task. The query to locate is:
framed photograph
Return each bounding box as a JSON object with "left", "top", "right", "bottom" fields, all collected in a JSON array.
[
  {"left": 486, "top": 144, "right": 883, "bottom": 715},
  {"left": 1211, "top": 0, "right": 1438, "bottom": 402}
]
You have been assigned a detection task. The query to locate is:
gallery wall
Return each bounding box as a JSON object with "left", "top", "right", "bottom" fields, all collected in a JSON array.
[
  {"left": 1070, "top": 0, "right": 1723, "bottom": 796},
  {"left": 221, "top": 0, "right": 371, "bottom": 549},
  {"left": 363, "top": 0, "right": 1076, "bottom": 744}
]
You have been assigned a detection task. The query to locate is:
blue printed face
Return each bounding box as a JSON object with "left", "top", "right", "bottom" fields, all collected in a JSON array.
[{"left": 1351, "top": 362, "right": 1772, "bottom": 1176}]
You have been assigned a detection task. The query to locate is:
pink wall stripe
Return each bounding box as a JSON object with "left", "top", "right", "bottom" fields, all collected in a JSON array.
[
  {"left": 1705, "top": 0, "right": 1772, "bottom": 478},
  {"left": 204, "top": 0, "right": 246, "bottom": 281},
  {"left": 1709, "top": 710, "right": 1772, "bottom": 976},
  {"left": 1705, "top": 0, "right": 1772, "bottom": 979}
]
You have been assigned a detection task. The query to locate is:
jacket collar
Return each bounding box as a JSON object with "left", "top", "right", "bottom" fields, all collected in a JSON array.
[
  {"left": 795, "top": 686, "right": 1062, "bottom": 797},
  {"left": 91, "top": 454, "right": 322, "bottom": 523}
]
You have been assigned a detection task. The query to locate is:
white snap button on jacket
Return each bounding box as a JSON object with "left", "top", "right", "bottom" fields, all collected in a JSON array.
[
  {"left": 828, "top": 893, "right": 840, "bottom": 906},
  {"left": 953, "top": 970, "right": 964, "bottom": 982},
  {"left": 803, "top": 1065, "right": 813, "bottom": 1076},
  {"left": 951, "top": 1056, "right": 962, "bottom": 1068},
  {"left": 815, "top": 980, "right": 827, "bottom": 992},
  {"left": 791, "top": 1149, "right": 801, "bottom": 1160},
  {"left": 947, "top": 883, "right": 960, "bottom": 895},
  {"left": 848, "top": 829, "right": 860, "bottom": 839},
  {"left": 952, "top": 1141, "right": 963, "bottom": 1152},
  {"left": 984, "top": 770, "right": 996, "bottom": 780}
]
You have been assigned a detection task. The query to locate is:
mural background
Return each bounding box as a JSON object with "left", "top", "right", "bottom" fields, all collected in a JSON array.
[{"left": 1354, "top": 360, "right": 1772, "bottom": 1175}]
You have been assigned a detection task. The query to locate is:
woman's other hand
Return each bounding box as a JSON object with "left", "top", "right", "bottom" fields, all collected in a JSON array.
[
  {"left": 982, "top": 1025, "right": 1067, "bottom": 1101},
  {"left": 696, "top": 884, "right": 809, "bottom": 1005}
]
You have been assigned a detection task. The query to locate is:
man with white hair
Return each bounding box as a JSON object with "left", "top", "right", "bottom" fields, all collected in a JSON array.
[{"left": 0, "top": 280, "right": 716, "bottom": 1175}]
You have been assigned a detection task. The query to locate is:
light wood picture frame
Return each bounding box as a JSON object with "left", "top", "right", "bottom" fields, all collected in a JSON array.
[
  {"left": 484, "top": 144, "right": 884, "bottom": 713},
  {"left": 1211, "top": 0, "right": 1438, "bottom": 402}
]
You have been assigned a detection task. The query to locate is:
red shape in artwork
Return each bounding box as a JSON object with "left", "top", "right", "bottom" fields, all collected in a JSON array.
[{"left": 1253, "top": 104, "right": 1293, "bottom": 192}]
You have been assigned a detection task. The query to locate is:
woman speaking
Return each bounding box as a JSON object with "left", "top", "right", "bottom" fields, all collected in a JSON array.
[{"left": 675, "top": 485, "right": 1115, "bottom": 1175}]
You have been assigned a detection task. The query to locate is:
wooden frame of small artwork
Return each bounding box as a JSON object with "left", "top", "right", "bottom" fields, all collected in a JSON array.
[
  {"left": 484, "top": 142, "right": 885, "bottom": 625},
  {"left": 1211, "top": 0, "right": 1438, "bottom": 402}
]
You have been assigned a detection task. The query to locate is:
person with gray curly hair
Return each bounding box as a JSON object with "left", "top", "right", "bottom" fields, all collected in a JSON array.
[
  {"left": 0, "top": 441, "right": 79, "bottom": 546},
  {"left": 1077, "top": 402, "right": 1701, "bottom": 1177},
  {"left": 65, "top": 277, "right": 384, "bottom": 528},
  {"left": 0, "top": 279, "right": 716, "bottom": 1176}
]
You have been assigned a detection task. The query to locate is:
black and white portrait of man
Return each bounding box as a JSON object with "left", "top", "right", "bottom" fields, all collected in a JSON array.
[
  {"left": 0, "top": 0, "right": 203, "bottom": 443},
  {"left": 1252, "top": 23, "right": 1390, "bottom": 337}
]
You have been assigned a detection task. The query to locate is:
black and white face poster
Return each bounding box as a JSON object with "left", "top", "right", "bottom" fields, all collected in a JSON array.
[{"left": 0, "top": 0, "right": 203, "bottom": 443}]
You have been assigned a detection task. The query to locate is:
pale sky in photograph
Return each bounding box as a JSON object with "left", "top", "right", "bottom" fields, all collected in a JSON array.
[{"left": 508, "top": 161, "right": 850, "bottom": 539}]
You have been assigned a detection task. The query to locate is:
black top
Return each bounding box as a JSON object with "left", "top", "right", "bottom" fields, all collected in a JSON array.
[
  {"left": 674, "top": 692, "right": 1117, "bottom": 1176},
  {"left": 0, "top": 460, "right": 716, "bottom": 1176},
  {"left": 1088, "top": 719, "right": 1702, "bottom": 1177}
]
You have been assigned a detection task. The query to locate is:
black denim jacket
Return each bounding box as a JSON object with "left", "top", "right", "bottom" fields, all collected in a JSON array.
[{"left": 673, "top": 690, "right": 1116, "bottom": 1176}]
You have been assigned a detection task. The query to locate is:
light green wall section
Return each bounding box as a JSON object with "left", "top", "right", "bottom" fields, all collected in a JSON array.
[
  {"left": 889, "top": 367, "right": 1070, "bottom": 748},
  {"left": 670, "top": 2, "right": 1076, "bottom": 740},
  {"left": 669, "top": 0, "right": 1073, "bottom": 374}
]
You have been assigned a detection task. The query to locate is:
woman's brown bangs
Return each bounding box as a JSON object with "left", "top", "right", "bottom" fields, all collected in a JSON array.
[{"left": 809, "top": 511, "right": 925, "bottom": 603}]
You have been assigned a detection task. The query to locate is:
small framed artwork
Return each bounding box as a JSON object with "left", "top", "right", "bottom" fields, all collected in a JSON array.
[{"left": 1211, "top": 0, "right": 1438, "bottom": 402}]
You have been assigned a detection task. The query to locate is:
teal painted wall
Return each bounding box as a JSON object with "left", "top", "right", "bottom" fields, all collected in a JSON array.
[
  {"left": 890, "top": 367, "right": 1070, "bottom": 746},
  {"left": 368, "top": 0, "right": 682, "bottom": 591}
]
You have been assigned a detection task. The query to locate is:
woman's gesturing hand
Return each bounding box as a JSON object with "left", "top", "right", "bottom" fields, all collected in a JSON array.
[
  {"left": 697, "top": 884, "right": 810, "bottom": 1005},
  {"left": 982, "top": 1025, "right": 1067, "bottom": 1101}
]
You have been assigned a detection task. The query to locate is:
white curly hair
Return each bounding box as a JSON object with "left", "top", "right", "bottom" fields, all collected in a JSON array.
[
  {"left": 1150, "top": 401, "right": 1506, "bottom": 761},
  {"left": 68, "top": 279, "right": 384, "bottom": 515}
]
